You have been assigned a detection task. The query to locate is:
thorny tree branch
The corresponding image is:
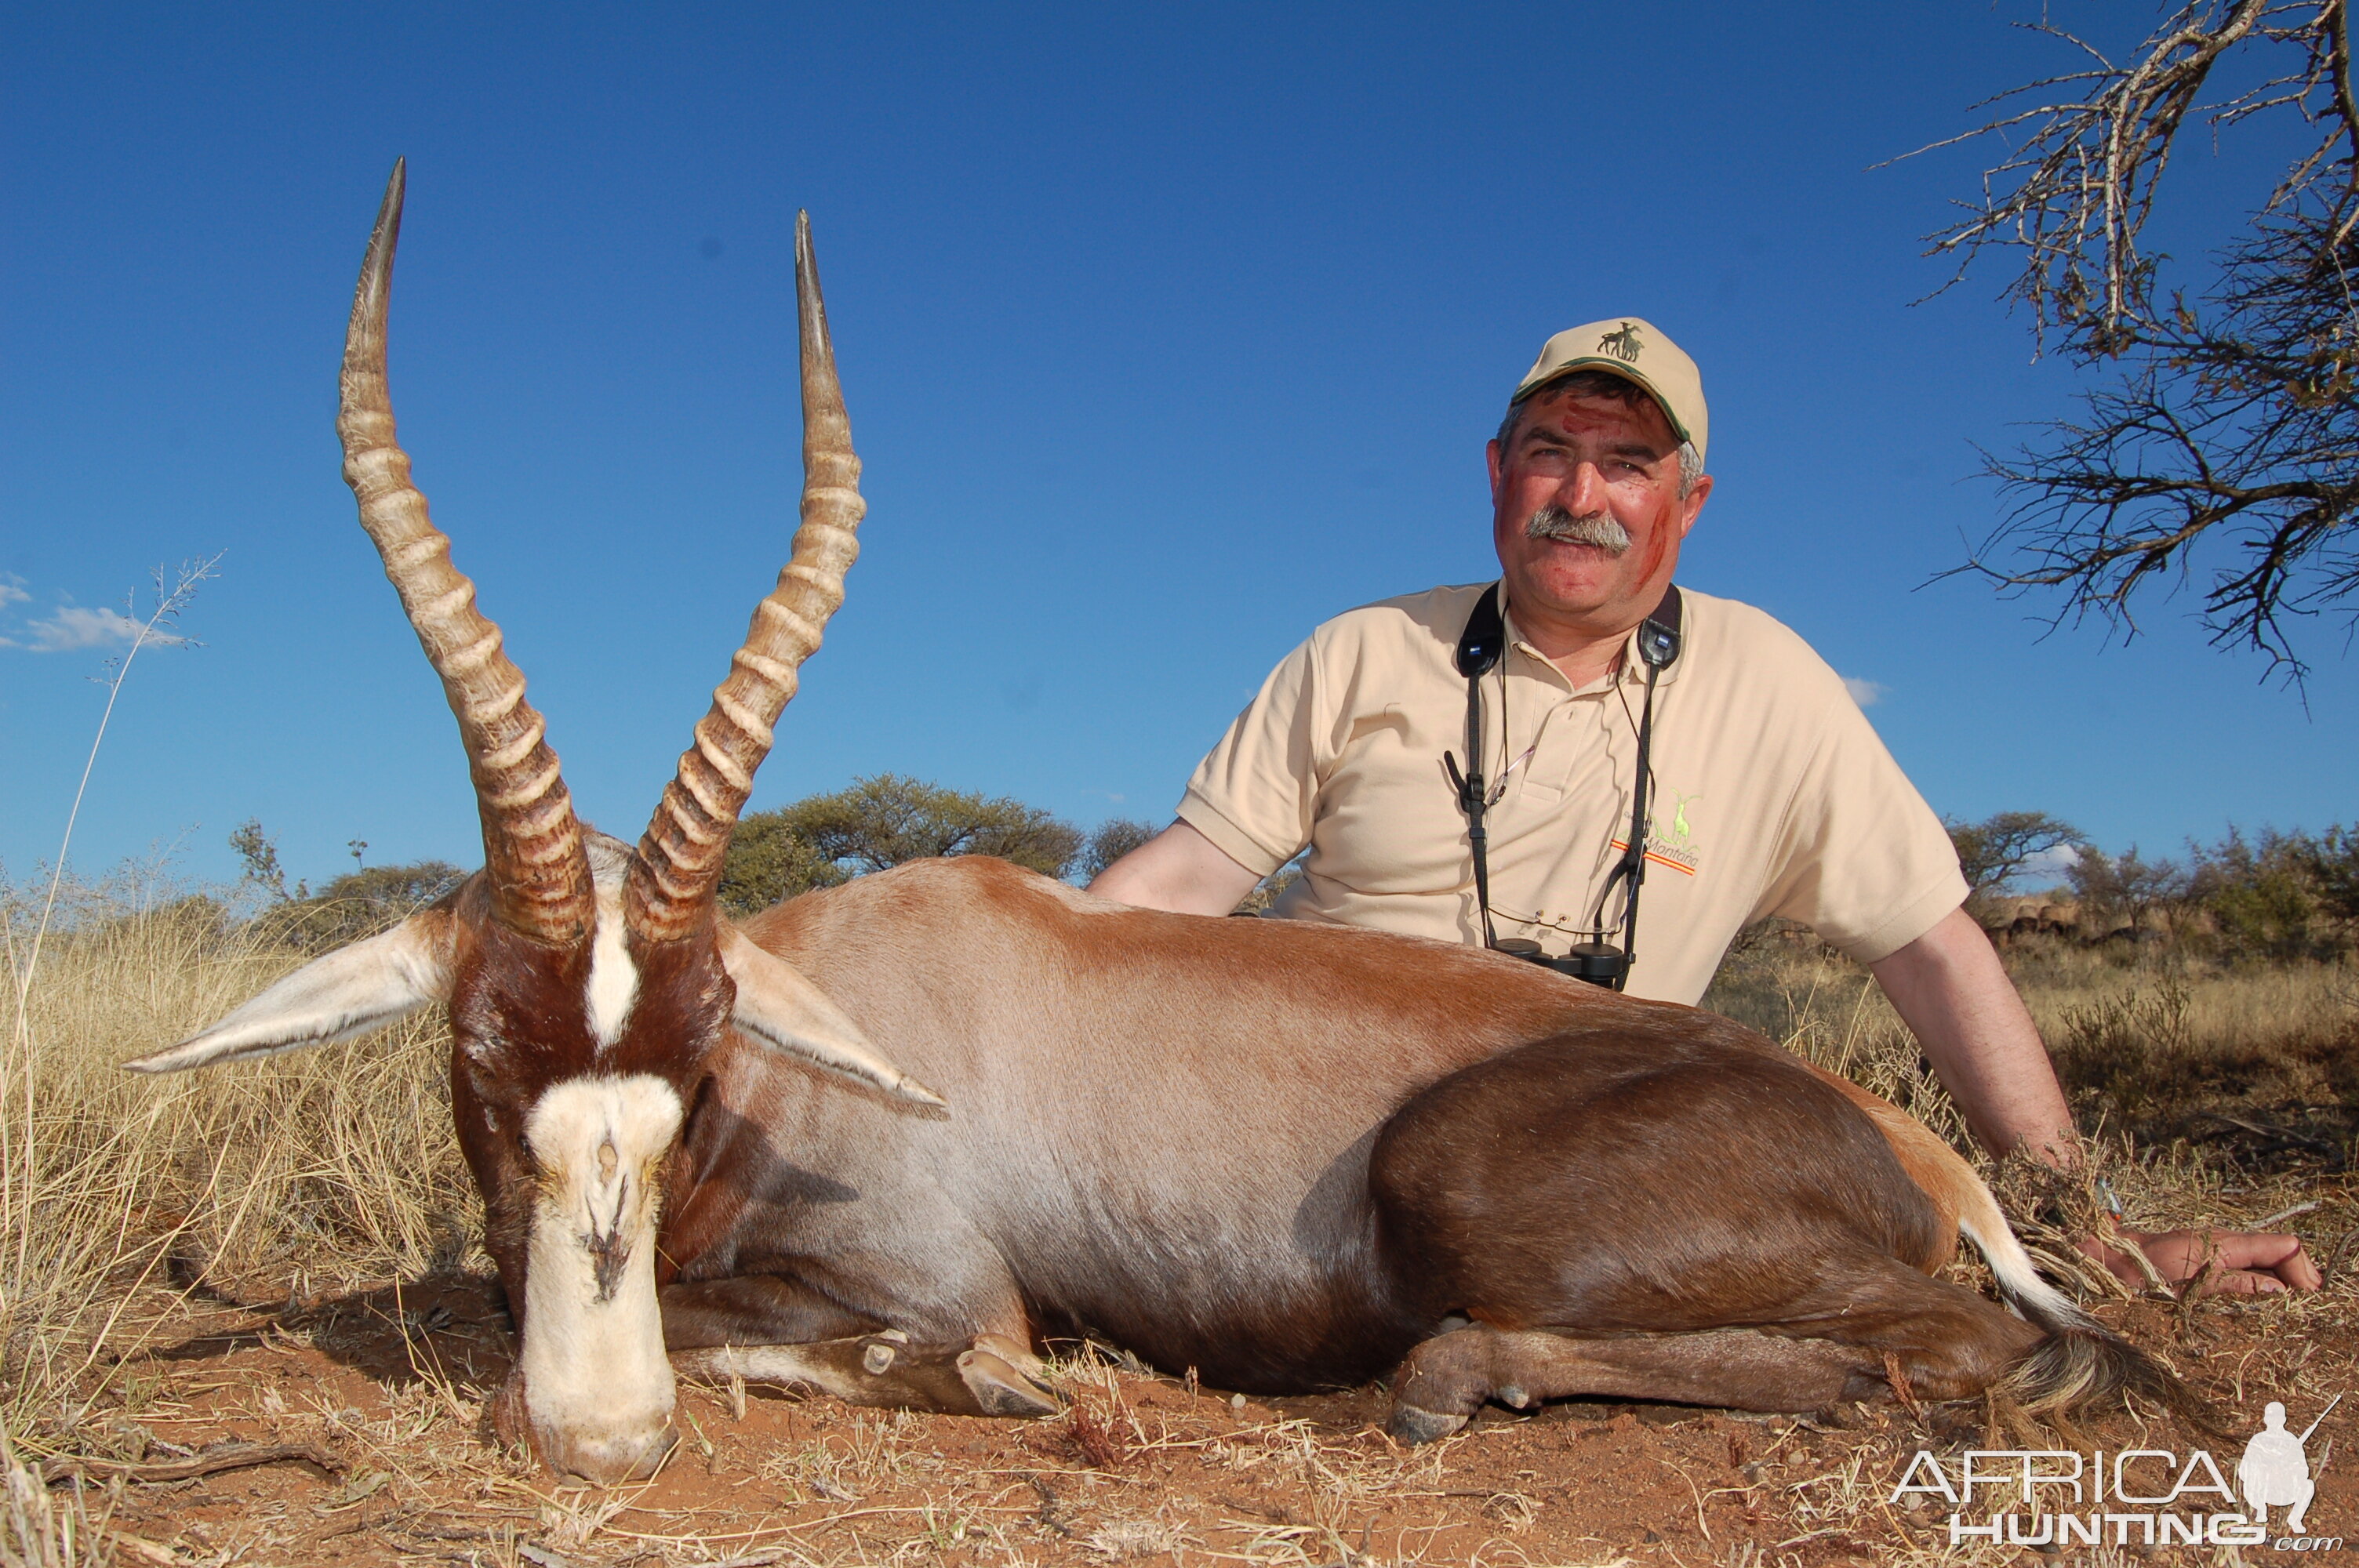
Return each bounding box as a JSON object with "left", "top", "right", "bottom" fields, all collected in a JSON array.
[{"left": 1915, "top": 2, "right": 2359, "bottom": 678}]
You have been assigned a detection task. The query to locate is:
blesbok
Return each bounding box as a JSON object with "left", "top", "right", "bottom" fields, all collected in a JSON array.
[{"left": 134, "top": 165, "right": 2196, "bottom": 1486}]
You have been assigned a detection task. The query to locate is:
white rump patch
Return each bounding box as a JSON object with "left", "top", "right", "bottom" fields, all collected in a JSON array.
[
  {"left": 519, "top": 1074, "right": 683, "bottom": 1471},
  {"left": 583, "top": 836, "right": 640, "bottom": 1047}
]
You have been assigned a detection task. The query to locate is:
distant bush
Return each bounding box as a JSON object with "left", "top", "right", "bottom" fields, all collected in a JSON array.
[
  {"left": 2187, "top": 828, "right": 2332, "bottom": 963},
  {"left": 279, "top": 860, "right": 467, "bottom": 951},
  {"left": 2057, "top": 824, "right": 2358, "bottom": 962},
  {"left": 2296, "top": 824, "right": 2359, "bottom": 938},
  {"left": 228, "top": 815, "right": 300, "bottom": 903},
  {"left": 224, "top": 818, "right": 466, "bottom": 947},
  {"left": 2065, "top": 843, "right": 2188, "bottom": 935},
  {"left": 718, "top": 775, "right": 1093, "bottom": 915},
  {"left": 1944, "top": 810, "right": 2085, "bottom": 920}
]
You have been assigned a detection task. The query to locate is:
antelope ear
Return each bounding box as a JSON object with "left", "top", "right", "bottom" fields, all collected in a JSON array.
[
  {"left": 718, "top": 925, "right": 947, "bottom": 1112},
  {"left": 125, "top": 912, "right": 456, "bottom": 1073}
]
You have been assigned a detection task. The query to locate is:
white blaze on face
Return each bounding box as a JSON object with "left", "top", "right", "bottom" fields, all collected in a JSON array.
[
  {"left": 583, "top": 857, "right": 639, "bottom": 1047},
  {"left": 519, "top": 1074, "right": 682, "bottom": 1477}
]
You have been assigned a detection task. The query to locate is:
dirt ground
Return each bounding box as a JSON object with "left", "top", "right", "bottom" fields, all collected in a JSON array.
[{"left": 38, "top": 1207, "right": 2359, "bottom": 1568}]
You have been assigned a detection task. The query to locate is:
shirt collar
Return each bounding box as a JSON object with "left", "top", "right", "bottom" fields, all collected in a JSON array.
[{"left": 1499, "top": 590, "right": 1686, "bottom": 695}]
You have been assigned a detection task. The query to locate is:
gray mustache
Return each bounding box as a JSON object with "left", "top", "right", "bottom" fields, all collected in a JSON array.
[{"left": 1525, "top": 506, "right": 1631, "bottom": 554}]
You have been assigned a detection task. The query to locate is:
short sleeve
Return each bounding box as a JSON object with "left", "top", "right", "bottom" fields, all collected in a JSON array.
[
  {"left": 1751, "top": 693, "right": 1968, "bottom": 964},
  {"left": 1176, "top": 637, "right": 1326, "bottom": 879}
]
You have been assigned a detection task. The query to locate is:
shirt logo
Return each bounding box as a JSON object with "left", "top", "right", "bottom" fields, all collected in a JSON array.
[
  {"left": 1663, "top": 788, "right": 1700, "bottom": 843},
  {"left": 1612, "top": 787, "right": 1702, "bottom": 877}
]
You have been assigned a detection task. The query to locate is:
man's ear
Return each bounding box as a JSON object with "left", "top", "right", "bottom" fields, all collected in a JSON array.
[
  {"left": 718, "top": 926, "right": 947, "bottom": 1112},
  {"left": 1677, "top": 470, "right": 1712, "bottom": 537},
  {"left": 125, "top": 912, "right": 456, "bottom": 1073}
]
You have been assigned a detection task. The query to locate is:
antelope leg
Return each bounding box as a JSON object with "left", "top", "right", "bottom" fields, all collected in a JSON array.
[
  {"left": 1386, "top": 1325, "right": 1887, "bottom": 1444},
  {"left": 675, "top": 1333, "right": 1059, "bottom": 1419}
]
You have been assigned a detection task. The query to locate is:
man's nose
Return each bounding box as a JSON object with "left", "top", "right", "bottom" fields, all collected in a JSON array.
[{"left": 1556, "top": 459, "right": 1611, "bottom": 517}]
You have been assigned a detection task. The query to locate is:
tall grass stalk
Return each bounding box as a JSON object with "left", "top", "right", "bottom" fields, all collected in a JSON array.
[{"left": 3, "top": 557, "right": 216, "bottom": 1303}]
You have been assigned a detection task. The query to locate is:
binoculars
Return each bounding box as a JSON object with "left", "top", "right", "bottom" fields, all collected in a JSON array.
[{"left": 1493, "top": 937, "right": 1628, "bottom": 989}]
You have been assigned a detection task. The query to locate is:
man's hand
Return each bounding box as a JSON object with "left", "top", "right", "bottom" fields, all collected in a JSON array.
[{"left": 2078, "top": 1228, "right": 2323, "bottom": 1297}]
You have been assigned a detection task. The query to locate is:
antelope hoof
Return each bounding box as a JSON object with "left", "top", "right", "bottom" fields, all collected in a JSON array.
[
  {"left": 958, "top": 1348, "right": 1060, "bottom": 1417},
  {"left": 969, "top": 1332, "right": 1056, "bottom": 1397},
  {"left": 1387, "top": 1402, "right": 1469, "bottom": 1446}
]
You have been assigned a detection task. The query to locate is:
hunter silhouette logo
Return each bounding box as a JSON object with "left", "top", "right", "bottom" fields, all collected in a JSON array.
[
  {"left": 2242, "top": 1396, "right": 2332, "bottom": 1533},
  {"left": 1597, "top": 321, "right": 1644, "bottom": 362}
]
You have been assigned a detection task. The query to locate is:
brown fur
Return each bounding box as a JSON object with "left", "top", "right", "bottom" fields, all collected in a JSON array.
[
  {"left": 412, "top": 853, "right": 2172, "bottom": 1445},
  {"left": 617, "top": 858, "right": 2142, "bottom": 1417}
]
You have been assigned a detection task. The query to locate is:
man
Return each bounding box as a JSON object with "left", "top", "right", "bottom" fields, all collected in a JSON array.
[{"left": 1092, "top": 318, "right": 2316, "bottom": 1296}]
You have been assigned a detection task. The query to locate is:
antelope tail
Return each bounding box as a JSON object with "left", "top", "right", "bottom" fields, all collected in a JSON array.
[
  {"left": 1803, "top": 1061, "right": 2216, "bottom": 1431},
  {"left": 1955, "top": 1177, "right": 2221, "bottom": 1434}
]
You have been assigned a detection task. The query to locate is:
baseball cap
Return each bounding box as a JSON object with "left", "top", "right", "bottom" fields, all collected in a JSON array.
[{"left": 1512, "top": 318, "right": 1708, "bottom": 464}]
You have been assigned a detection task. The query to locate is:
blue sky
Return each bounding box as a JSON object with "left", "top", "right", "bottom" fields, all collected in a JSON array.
[{"left": 5, "top": 2, "right": 2352, "bottom": 892}]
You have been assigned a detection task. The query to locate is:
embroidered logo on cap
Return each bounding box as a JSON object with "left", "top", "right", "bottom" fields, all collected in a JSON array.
[{"left": 1597, "top": 321, "right": 1644, "bottom": 363}]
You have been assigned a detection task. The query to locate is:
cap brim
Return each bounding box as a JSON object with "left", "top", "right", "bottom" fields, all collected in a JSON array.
[{"left": 1515, "top": 358, "right": 1693, "bottom": 448}]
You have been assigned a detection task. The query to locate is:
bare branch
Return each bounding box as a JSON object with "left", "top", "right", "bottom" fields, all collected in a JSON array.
[{"left": 1924, "top": 3, "right": 2359, "bottom": 674}]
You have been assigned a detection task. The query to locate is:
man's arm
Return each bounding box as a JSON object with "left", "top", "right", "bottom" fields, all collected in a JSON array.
[
  {"left": 1088, "top": 820, "right": 1264, "bottom": 916},
  {"left": 1870, "top": 906, "right": 2318, "bottom": 1295}
]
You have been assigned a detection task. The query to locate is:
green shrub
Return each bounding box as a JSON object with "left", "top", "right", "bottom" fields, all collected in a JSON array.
[{"left": 719, "top": 775, "right": 1085, "bottom": 915}]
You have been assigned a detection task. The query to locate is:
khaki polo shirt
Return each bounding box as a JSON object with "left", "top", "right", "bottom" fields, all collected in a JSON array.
[{"left": 1176, "top": 583, "right": 1967, "bottom": 1005}]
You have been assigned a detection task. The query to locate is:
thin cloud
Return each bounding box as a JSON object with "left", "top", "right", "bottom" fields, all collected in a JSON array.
[
  {"left": 1842, "top": 675, "right": 1888, "bottom": 709},
  {"left": 20, "top": 604, "right": 184, "bottom": 652},
  {"left": 0, "top": 573, "right": 27, "bottom": 608},
  {"left": 2019, "top": 842, "right": 2082, "bottom": 882}
]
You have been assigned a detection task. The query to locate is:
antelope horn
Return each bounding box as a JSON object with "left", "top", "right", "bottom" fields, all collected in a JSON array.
[
  {"left": 337, "top": 160, "right": 593, "bottom": 946},
  {"left": 627, "top": 212, "right": 863, "bottom": 942}
]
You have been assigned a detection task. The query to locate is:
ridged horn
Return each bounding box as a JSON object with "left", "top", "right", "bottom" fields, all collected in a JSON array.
[
  {"left": 627, "top": 211, "right": 863, "bottom": 942},
  {"left": 336, "top": 159, "right": 594, "bottom": 947}
]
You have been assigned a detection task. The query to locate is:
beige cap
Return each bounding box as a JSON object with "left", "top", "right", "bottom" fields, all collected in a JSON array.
[{"left": 1512, "top": 318, "right": 1708, "bottom": 463}]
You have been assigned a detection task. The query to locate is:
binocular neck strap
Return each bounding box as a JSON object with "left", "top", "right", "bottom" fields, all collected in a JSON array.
[
  {"left": 1593, "top": 655, "right": 1665, "bottom": 976},
  {"left": 1448, "top": 583, "right": 1681, "bottom": 985}
]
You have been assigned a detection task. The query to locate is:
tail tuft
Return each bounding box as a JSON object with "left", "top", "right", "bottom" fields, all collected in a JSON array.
[
  {"left": 1954, "top": 1182, "right": 2219, "bottom": 1434},
  {"left": 1996, "top": 1283, "right": 2223, "bottom": 1436}
]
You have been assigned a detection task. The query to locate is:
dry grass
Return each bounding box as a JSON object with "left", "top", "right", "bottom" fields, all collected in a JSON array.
[
  {"left": 1707, "top": 924, "right": 2359, "bottom": 1161},
  {"left": 2, "top": 1424, "right": 115, "bottom": 1568},
  {"left": 0, "top": 875, "right": 474, "bottom": 1441}
]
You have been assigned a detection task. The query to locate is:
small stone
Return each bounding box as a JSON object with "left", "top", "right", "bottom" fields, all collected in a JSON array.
[{"left": 1230, "top": 1392, "right": 1246, "bottom": 1410}]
